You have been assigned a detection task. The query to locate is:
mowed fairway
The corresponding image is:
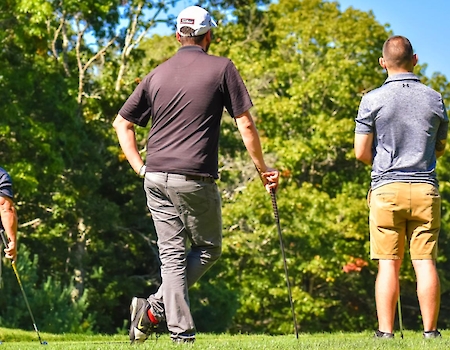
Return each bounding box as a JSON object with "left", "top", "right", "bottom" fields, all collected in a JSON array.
[{"left": 0, "top": 329, "right": 448, "bottom": 349}]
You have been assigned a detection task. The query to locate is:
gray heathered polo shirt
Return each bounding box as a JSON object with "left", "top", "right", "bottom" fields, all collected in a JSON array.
[{"left": 355, "top": 72, "right": 448, "bottom": 189}]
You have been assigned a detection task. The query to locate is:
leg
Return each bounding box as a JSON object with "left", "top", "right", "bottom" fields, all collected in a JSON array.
[
  {"left": 165, "top": 174, "right": 222, "bottom": 340},
  {"left": 144, "top": 173, "right": 195, "bottom": 336},
  {"left": 375, "top": 259, "right": 402, "bottom": 334},
  {"left": 369, "top": 184, "right": 407, "bottom": 335},
  {"left": 409, "top": 183, "right": 441, "bottom": 332},
  {"left": 183, "top": 183, "right": 222, "bottom": 288},
  {"left": 412, "top": 259, "right": 440, "bottom": 331},
  {"left": 145, "top": 173, "right": 222, "bottom": 340}
]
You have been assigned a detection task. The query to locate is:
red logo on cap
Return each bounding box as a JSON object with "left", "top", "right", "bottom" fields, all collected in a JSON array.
[{"left": 180, "top": 18, "right": 195, "bottom": 25}]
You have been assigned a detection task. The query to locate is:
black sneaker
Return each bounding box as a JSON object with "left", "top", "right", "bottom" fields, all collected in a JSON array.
[
  {"left": 374, "top": 330, "right": 394, "bottom": 339},
  {"left": 423, "top": 330, "right": 441, "bottom": 339},
  {"left": 129, "top": 297, "right": 159, "bottom": 344}
]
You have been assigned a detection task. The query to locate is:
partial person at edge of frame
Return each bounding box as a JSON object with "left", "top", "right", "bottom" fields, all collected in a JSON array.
[
  {"left": 113, "top": 5, "right": 279, "bottom": 345},
  {"left": 354, "top": 35, "right": 448, "bottom": 339},
  {"left": 0, "top": 166, "right": 18, "bottom": 262}
]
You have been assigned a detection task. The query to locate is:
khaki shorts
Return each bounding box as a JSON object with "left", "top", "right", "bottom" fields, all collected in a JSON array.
[{"left": 368, "top": 182, "right": 441, "bottom": 260}]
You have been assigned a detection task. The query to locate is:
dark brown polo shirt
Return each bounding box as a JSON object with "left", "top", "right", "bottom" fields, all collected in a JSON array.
[{"left": 119, "top": 45, "right": 253, "bottom": 178}]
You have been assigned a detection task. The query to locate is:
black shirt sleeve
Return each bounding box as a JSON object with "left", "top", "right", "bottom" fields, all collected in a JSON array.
[
  {"left": 118, "top": 75, "right": 153, "bottom": 127},
  {"left": 222, "top": 60, "right": 253, "bottom": 118}
]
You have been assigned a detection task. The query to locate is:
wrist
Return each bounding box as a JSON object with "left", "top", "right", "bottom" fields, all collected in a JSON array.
[{"left": 257, "top": 166, "right": 268, "bottom": 174}]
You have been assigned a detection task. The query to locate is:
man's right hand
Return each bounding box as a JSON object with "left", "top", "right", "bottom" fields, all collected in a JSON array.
[
  {"left": 260, "top": 167, "right": 279, "bottom": 193},
  {"left": 0, "top": 195, "right": 18, "bottom": 261},
  {"left": 4, "top": 239, "right": 16, "bottom": 261}
]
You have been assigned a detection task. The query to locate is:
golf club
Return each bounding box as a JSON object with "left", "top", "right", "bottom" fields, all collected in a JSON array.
[
  {"left": 0, "top": 230, "right": 47, "bottom": 345},
  {"left": 397, "top": 293, "right": 404, "bottom": 339},
  {"left": 269, "top": 188, "right": 299, "bottom": 339}
]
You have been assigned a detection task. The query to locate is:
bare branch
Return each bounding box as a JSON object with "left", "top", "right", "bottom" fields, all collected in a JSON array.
[
  {"left": 51, "top": 17, "right": 63, "bottom": 60},
  {"left": 75, "top": 16, "right": 88, "bottom": 105},
  {"left": 61, "top": 18, "right": 71, "bottom": 77},
  {"left": 115, "top": 2, "right": 167, "bottom": 91},
  {"left": 83, "top": 35, "right": 117, "bottom": 74},
  {"left": 18, "top": 218, "right": 42, "bottom": 228}
]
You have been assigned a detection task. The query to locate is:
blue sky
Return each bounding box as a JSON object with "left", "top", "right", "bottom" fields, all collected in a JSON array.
[
  {"left": 155, "top": 1, "right": 449, "bottom": 79},
  {"left": 333, "top": 0, "right": 449, "bottom": 78}
]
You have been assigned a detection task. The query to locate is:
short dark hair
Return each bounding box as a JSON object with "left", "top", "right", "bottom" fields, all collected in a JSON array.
[
  {"left": 382, "top": 35, "right": 414, "bottom": 69},
  {"left": 179, "top": 26, "right": 207, "bottom": 45}
]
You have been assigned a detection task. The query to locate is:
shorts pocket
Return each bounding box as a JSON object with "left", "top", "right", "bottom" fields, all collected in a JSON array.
[{"left": 371, "top": 190, "right": 398, "bottom": 227}]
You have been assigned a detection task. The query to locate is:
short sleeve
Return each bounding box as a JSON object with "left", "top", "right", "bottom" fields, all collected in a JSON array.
[
  {"left": 118, "top": 75, "right": 153, "bottom": 127},
  {"left": 0, "top": 169, "right": 14, "bottom": 199},
  {"left": 437, "top": 97, "right": 449, "bottom": 141},
  {"left": 222, "top": 61, "right": 253, "bottom": 118},
  {"left": 355, "top": 95, "right": 374, "bottom": 135}
]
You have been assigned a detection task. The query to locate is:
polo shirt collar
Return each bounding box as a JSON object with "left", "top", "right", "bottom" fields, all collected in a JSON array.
[
  {"left": 177, "top": 45, "right": 206, "bottom": 54},
  {"left": 384, "top": 72, "right": 420, "bottom": 85}
]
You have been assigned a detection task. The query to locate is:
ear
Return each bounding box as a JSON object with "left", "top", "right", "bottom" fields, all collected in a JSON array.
[
  {"left": 176, "top": 32, "right": 181, "bottom": 43},
  {"left": 379, "top": 57, "right": 387, "bottom": 69},
  {"left": 203, "top": 30, "right": 212, "bottom": 43},
  {"left": 412, "top": 53, "right": 418, "bottom": 67}
]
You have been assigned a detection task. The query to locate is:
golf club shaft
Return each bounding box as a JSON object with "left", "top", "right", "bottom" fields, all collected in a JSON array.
[
  {"left": 0, "top": 229, "right": 43, "bottom": 344},
  {"left": 397, "top": 293, "right": 404, "bottom": 339},
  {"left": 270, "top": 189, "right": 299, "bottom": 339}
]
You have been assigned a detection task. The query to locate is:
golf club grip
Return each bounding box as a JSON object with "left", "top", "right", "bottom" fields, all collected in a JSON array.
[
  {"left": 0, "top": 229, "right": 8, "bottom": 247},
  {"left": 270, "top": 189, "right": 280, "bottom": 222}
]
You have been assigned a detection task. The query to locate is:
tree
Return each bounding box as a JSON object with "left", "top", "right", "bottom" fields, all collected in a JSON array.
[{"left": 1, "top": 0, "right": 449, "bottom": 334}]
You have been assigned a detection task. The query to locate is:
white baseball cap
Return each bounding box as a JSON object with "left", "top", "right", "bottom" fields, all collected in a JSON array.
[{"left": 176, "top": 6, "right": 217, "bottom": 37}]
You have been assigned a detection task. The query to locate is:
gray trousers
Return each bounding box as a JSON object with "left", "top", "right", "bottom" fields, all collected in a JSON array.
[{"left": 143, "top": 172, "right": 222, "bottom": 337}]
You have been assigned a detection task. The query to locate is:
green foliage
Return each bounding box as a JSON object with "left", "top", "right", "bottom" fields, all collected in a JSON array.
[
  {"left": 215, "top": 179, "right": 375, "bottom": 333},
  {"left": 190, "top": 267, "right": 239, "bottom": 333},
  {"left": 1, "top": 0, "right": 449, "bottom": 336},
  {"left": 0, "top": 246, "right": 92, "bottom": 333},
  {"left": 1, "top": 331, "right": 450, "bottom": 350}
]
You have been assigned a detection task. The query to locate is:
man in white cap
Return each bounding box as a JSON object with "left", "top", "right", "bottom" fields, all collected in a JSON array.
[{"left": 113, "top": 5, "right": 279, "bottom": 344}]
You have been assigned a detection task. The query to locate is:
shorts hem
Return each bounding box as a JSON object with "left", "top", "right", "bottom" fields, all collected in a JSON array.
[
  {"left": 410, "top": 255, "right": 436, "bottom": 260},
  {"left": 371, "top": 254, "right": 402, "bottom": 260}
]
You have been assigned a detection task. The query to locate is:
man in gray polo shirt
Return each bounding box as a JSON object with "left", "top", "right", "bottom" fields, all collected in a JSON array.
[
  {"left": 355, "top": 35, "right": 448, "bottom": 339},
  {"left": 113, "top": 5, "right": 279, "bottom": 344}
]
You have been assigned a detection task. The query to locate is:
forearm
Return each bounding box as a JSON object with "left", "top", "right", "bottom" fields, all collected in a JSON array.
[
  {"left": 359, "top": 155, "right": 373, "bottom": 166},
  {"left": 235, "top": 111, "right": 267, "bottom": 173},
  {"left": 1, "top": 208, "right": 17, "bottom": 246},
  {"left": 113, "top": 115, "right": 145, "bottom": 174},
  {"left": 0, "top": 197, "right": 17, "bottom": 260},
  {"left": 435, "top": 139, "right": 446, "bottom": 158},
  {"left": 354, "top": 133, "right": 374, "bottom": 165},
  {"left": 1, "top": 207, "right": 17, "bottom": 243}
]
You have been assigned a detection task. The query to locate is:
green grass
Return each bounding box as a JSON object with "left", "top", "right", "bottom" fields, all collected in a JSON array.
[{"left": 0, "top": 328, "right": 448, "bottom": 349}]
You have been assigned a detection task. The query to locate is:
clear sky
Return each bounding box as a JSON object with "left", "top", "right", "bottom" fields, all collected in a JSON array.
[{"left": 334, "top": 0, "right": 449, "bottom": 78}]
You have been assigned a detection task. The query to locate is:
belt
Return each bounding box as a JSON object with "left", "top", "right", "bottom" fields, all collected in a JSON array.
[{"left": 184, "top": 174, "right": 215, "bottom": 183}]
